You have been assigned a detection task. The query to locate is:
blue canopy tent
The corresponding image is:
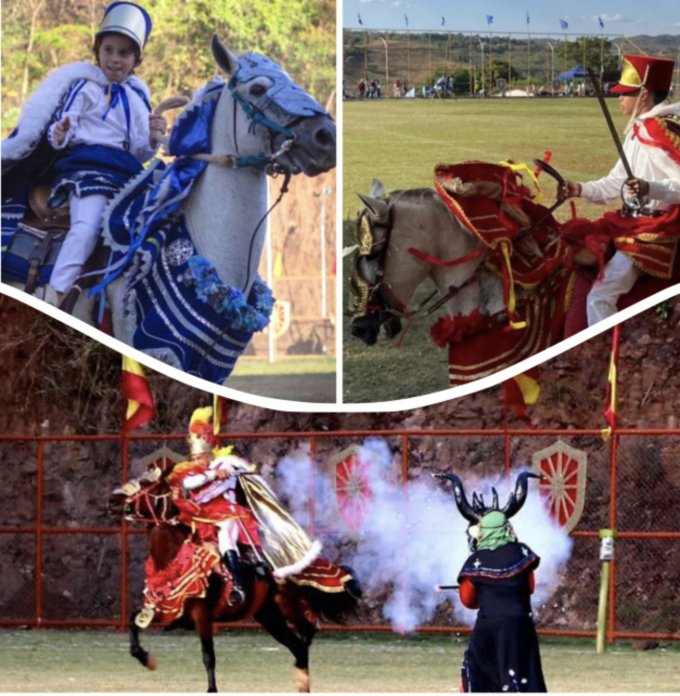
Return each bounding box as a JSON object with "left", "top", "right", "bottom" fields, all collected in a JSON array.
[{"left": 558, "top": 64, "right": 589, "bottom": 80}]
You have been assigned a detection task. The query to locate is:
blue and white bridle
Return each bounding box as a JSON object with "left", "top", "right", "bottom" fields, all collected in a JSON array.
[{"left": 225, "top": 52, "right": 329, "bottom": 172}]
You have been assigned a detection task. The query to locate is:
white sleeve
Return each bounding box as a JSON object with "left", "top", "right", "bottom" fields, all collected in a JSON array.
[
  {"left": 646, "top": 147, "right": 680, "bottom": 203},
  {"left": 579, "top": 157, "right": 628, "bottom": 205},
  {"left": 46, "top": 82, "right": 92, "bottom": 150},
  {"left": 647, "top": 179, "right": 680, "bottom": 204},
  {"left": 128, "top": 90, "right": 157, "bottom": 163},
  {"left": 183, "top": 470, "right": 214, "bottom": 490}
]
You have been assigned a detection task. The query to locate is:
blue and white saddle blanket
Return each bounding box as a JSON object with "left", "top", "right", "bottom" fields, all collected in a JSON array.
[
  {"left": 94, "top": 77, "right": 274, "bottom": 383},
  {"left": 0, "top": 142, "right": 141, "bottom": 285}
]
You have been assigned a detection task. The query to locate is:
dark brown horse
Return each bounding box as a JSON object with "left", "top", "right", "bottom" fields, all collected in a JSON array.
[{"left": 109, "top": 471, "right": 360, "bottom": 692}]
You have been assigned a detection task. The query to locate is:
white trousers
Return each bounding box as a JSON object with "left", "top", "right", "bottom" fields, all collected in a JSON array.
[
  {"left": 216, "top": 519, "right": 240, "bottom": 556},
  {"left": 586, "top": 251, "right": 641, "bottom": 326},
  {"left": 49, "top": 193, "right": 108, "bottom": 292}
]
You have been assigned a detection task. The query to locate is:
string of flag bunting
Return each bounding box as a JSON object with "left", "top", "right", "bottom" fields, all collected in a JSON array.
[{"left": 353, "top": 11, "right": 606, "bottom": 31}]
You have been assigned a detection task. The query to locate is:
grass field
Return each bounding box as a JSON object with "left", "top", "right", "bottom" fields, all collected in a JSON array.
[
  {"left": 227, "top": 356, "right": 337, "bottom": 403},
  {"left": 1, "top": 628, "right": 678, "bottom": 692},
  {"left": 341, "top": 97, "right": 633, "bottom": 403}
]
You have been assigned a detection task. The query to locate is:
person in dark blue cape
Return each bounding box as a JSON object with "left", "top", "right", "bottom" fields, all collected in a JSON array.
[{"left": 438, "top": 472, "right": 547, "bottom": 692}]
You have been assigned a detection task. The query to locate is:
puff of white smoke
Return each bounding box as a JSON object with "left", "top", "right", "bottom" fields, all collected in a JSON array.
[
  {"left": 275, "top": 449, "right": 337, "bottom": 529},
  {"left": 275, "top": 439, "right": 573, "bottom": 634}
]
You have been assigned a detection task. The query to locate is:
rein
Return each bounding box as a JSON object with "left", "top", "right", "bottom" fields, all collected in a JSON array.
[
  {"left": 186, "top": 72, "right": 298, "bottom": 173},
  {"left": 184, "top": 79, "right": 295, "bottom": 292},
  {"left": 356, "top": 207, "right": 489, "bottom": 322},
  {"left": 124, "top": 480, "right": 175, "bottom": 526}
]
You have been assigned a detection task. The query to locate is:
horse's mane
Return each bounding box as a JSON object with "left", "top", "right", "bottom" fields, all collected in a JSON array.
[{"left": 387, "top": 188, "right": 439, "bottom": 206}]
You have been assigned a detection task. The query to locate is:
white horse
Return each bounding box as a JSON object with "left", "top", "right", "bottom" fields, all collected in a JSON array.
[
  {"left": 349, "top": 176, "right": 680, "bottom": 386},
  {"left": 3, "top": 36, "right": 335, "bottom": 382},
  {"left": 349, "top": 179, "right": 503, "bottom": 346}
]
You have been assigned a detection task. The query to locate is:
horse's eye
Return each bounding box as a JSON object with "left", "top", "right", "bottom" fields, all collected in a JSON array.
[{"left": 249, "top": 83, "right": 267, "bottom": 97}]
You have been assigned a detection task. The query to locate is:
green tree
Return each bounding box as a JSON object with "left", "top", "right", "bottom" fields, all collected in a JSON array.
[
  {"left": 558, "top": 36, "right": 618, "bottom": 74},
  {"left": 2, "top": 0, "right": 335, "bottom": 136}
]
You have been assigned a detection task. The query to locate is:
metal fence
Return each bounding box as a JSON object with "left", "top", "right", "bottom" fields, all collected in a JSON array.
[
  {"left": 343, "top": 31, "right": 622, "bottom": 97},
  {"left": 1, "top": 423, "right": 678, "bottom": 643},
  {"left": 343, "top": 30, "right": 680, "bottom": 98}
]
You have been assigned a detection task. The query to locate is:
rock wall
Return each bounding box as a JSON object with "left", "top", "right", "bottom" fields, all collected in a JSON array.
[{"left": 1, "top": 294, "right": 679, "bottom": 633}]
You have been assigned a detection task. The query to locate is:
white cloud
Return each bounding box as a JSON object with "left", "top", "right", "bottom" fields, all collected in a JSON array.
[{"left": 600, "top": 13, "right": 633, "bottom": 24}]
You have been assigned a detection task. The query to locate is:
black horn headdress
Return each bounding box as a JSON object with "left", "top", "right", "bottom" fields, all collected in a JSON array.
[{"left": 435, "top": 471, "right": 540, "bottom": 521}]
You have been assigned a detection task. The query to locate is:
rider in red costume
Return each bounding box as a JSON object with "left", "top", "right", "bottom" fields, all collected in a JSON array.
[{"left": 167, "top": 406, "right": 261, "bottom": 605}]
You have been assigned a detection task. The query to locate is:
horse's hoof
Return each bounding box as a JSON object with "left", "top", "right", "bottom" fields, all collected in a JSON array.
[
  {"left": 294, "top": 667, "right": 310, "bottom": 692},
  {"left": 146, "top": 653, "right": 157, "bottom": 671}
]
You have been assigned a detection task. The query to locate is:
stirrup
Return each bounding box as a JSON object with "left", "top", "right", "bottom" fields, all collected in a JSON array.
[
  {"left": 135, "top": 606, "right": 155, "bottom": 629},
  {"left": 228, "top": 586, "right": 246, "bottom": 606}
]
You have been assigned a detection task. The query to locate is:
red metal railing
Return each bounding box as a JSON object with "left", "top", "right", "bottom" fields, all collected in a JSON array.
[{"left": 1, "top": 426, "right": 678, "bottom": 642}]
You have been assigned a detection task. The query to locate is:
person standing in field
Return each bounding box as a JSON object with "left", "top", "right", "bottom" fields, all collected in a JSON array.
[{"left": 438, "top": 471, "right": 547, "bottom": 692}]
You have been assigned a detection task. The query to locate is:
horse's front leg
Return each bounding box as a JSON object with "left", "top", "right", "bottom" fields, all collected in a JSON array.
[
  {"left": 129, "top": 609, "right": 157, "bottom": 670},
  {"left": 192, "top": 602, "right": 218, "bottom": 692},
  {"left": 254, "top": 596, "right": 311, "bottom": 692}
]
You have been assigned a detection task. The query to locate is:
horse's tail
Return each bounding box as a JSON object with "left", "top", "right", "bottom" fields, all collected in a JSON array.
[{"left": 301, "top": 564, "right": 362, "bottom": 624}]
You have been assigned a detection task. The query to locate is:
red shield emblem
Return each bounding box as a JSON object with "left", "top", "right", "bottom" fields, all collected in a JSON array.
[
  {"left": 531, "top": 440, "right": 587, "bottom": 532},
  {"left": 327, "top": 444, "right": 375, "bottom": 536}
]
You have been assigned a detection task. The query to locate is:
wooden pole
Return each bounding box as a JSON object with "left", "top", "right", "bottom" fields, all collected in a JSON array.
[{"left": 596, "top": 528, "right": 616, "bottom": 653}]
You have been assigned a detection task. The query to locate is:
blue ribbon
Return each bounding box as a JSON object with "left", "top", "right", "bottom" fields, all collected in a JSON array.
[{"left": 102, "top": 83, "right": 131, "bottom": 143}]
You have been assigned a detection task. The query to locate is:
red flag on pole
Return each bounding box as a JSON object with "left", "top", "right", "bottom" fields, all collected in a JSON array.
[
  {"left": 601, "top": 325, "right": 620, "bottom": 441},
  {"left": 212, "top": 394, "right": 226, "bottom": 436},
  {"left": 504, "top": 368, "right": 541, "bottom": 424},
  {"left": 121, "top": 356, "right": 154, "bottom": 432}
]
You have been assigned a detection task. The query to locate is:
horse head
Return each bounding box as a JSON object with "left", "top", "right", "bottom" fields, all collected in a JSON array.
[
  {"left": 349, "top": 191, "right": 405, "bottom": 345},
  {"left": 211, "top": 35, "right": 335, "bottom": 177},
  {"left": 349, "top": 182, "right": 501, "bottom": 347},
  {"left": 108, "top": 467, "right": 177, "bottom": 524}
]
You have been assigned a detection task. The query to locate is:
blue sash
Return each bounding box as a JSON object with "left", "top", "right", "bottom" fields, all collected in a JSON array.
[{"left": 50, "top": 143, "right": 143, "bottom": 206}]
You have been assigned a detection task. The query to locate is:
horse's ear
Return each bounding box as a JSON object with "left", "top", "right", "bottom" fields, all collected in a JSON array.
[
  {"left": 211, "top": 34, "right": 239, "bottom": 75},
  {"left": 369, "top": 179, "right": 386, "bottom": 198},
  {"left": 358, "top": 193, "right": 389, "bottom": 222}
]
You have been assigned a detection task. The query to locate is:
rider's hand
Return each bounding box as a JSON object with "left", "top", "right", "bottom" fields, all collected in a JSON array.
[
  {"left": 557, "top": 180, "right": 582, "bottom": 201},
  {"left": 625, "top": 177, "right": 650, "bottom": 198},
  {"left": 53, "top": 116, "right": 71, "bottom": 146},
  {"left": 214, "top": 468, "right": 230, "bottom": 480},
  {"left": 149, "top": 114, "right": 167, "bottom": 147}
]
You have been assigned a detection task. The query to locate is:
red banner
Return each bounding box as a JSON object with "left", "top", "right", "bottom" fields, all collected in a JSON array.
[
  {"left": 601, "top": 325, "right": 620, "bottom": 441},
  {"left": 121, "top": 356, "right": 154, "bottom": 432}
]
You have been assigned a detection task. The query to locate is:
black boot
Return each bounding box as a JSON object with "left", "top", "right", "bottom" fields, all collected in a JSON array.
[{"left": 224, "top": 550, "right": 246, "bottom": 606}]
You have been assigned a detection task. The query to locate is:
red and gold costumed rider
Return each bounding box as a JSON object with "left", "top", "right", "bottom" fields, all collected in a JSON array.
[
  {"left": 166, "top": 406, "right": 322, "bottom": 605},
  {"left": 560, "top": 54, "right": 680, "bottom": 325}
]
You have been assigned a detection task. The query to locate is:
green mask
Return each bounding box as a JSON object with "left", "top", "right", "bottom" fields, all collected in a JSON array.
[{"left": 476, "top": 511, "right": 517, "bottom": 551}]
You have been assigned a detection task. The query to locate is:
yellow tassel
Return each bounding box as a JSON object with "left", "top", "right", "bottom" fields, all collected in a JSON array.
[
  {"left": 500, "top": 242, "right": 527, "bottom": 329},
  {"left": 498, "top": 159, "right": 544, "bottom": 205}
]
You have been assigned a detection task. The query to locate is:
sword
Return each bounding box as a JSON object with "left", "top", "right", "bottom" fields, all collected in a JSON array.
[
  {"left": 586, "top": 67, "right": 646, "bottom": 209},
  {"left": 522, "top": 158, "right": 569, "bottom": 234},
  {"left": 434, "top": 584, "right": 460, "bottom": 591}
]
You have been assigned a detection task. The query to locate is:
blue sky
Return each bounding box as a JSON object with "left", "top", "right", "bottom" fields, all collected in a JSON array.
[{"left": 343, "top": 0, "right": 680, "bottom": 37}]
